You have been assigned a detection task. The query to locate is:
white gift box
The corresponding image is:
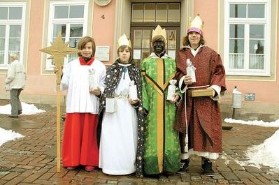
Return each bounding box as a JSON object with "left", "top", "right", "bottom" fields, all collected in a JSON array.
[
  {"left": 106, "top": 98, "right": 116, "bottom": 113},
  {"left": 88, "top": 68, "right": 98, "bottom": 89},
  {"left": 167, "top": 79, "right": 177, "bottom": 101},
  {"left": 186, "top": 59, "right": 196, "bottom": 83},
  {"left": 129, "top": 80, "right": 138, "bottom": 100}
]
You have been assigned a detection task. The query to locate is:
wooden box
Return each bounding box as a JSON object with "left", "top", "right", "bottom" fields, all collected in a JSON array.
[{"left": 189, "top": 88, "right": 215, "bottom": 97}]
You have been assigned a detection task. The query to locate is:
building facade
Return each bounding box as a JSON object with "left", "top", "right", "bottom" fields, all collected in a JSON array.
[{"left": 0, "top": 0, "right": 278, "bottom": 118}]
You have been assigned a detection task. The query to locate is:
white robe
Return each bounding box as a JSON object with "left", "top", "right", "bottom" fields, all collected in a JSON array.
[
  {"left": 99, "top": 66, "right": 138, "bottom": 175},
  {"left": 60, "top": 58, "right": 106, "bottom": 114}
]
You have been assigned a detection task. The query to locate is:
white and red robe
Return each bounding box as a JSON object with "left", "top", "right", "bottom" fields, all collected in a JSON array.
[{"left": 60, "top": 57, "right": 106, "bottom": 167}]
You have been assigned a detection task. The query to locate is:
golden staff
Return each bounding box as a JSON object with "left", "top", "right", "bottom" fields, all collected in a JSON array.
[{"left": 40, "top": 33, "right": 79, "bottom": 172}]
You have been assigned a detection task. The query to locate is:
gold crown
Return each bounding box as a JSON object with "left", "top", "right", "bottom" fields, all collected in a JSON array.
[
  {"left": 187, "top": 14, "right": 204, "bottom": 35},
  {"left": 118, "top": 34, "right": 132, "bottom": 48},
  {"left": 152, "top": 25, "right": 167, "bottom": 43}
]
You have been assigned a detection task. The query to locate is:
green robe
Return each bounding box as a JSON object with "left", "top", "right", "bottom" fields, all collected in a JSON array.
[{"left": 141, "top": 53, "right": 180, "bottom": 175}]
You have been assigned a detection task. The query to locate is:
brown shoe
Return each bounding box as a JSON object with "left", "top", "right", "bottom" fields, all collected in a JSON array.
[
  {"left": 85, "top": 166, "right": 95, "bottom": 172},
  {"left": 8, "top": 115, "right": 18, "bottom": 118},
  {"left": 66, "top": 166, "right": 77, "bottom": 170}
]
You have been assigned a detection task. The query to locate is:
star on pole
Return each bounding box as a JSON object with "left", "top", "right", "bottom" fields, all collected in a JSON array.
[
  {"left": 40, "top": 32, "right": 79, "bottom": 86},
  {"left": 40, "top": 32, "right": 79, "bottom": 173}
]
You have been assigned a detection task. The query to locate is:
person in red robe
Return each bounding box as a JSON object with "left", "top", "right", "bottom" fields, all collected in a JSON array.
[
  {"left": 60, "top": 36, "right": 106, "bottom": 172},
  {"left": 174, "top": 15, "right": 226, "bottom": 176}
]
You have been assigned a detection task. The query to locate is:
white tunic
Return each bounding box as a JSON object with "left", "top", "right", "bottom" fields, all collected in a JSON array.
[
  {"left": 60, "top": 58, "right": 106, "bottom": 114},
  {"left": 99, "top": 65, "right": 138, "bottom": 175}
]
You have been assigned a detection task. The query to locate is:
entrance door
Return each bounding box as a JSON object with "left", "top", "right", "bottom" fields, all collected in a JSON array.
[{"left": 130, "top": 2, "right": 181, "bottom": 66}]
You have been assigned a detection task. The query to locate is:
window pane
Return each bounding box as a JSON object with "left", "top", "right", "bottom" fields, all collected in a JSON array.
[
  {"left": 133, "top": 30, "right": 142, "bottom": 48},
  {"left": 142, "top": 30, "right": 151, "bottom": 49},
  {"left": 0, "top": 50, "right": 4, "bottom": 64},
  {"left": 9, "top": 38, "right": 20, "bottom": 52},
  {"left": 0, "top": 7, "right": 8, "bottom": 20},
  {"left": 168, "top": 3, "right": 180, "bottom": 22},
  {"left": 229, "top": 39, "right": 244, "bottom": 53},
  {"left": 248, "top": 4, "right": 264, "bottom": 18},
  {"left": 0, "top": 38, "right": 4, "bottom": 49},
  {"left": 54, "top": 6, "right": 68, "bottom": 18},
  {"left": 156, "top": 3, "right": 167, "bottom": 22},
  {"left": 53, "top": 24, "right": 66, "bottom": 38},
  {"left": 229, "top": 38, "right": 244, "bottom": 69},
  {"left": 69, "top": 24, "right": 83, "bottom": 48},
  {"left": 229, "top": 53, "right": 244, "bottom": 69},
  {"left": 132, "top": 4, "right": 143, "bottom": 22},
  {"left": 250, "top": 40, "right": 264, "bottom": 54},
  {"left": 144, "top": 3, "right": 155, "bottom": 22},
  {"left": 230, "top": 24, "right": 244, "bottom": 38},
  {"left": 9, "top": 7, "right": 22, "bottom": 19},
  {"left": 249, "top": 54, "right": 264, "bottom": 69},
  {"left": 10, "top": 25, "right": 21, "bottom": 37},
  {"left": 167, "top": 30, "right": 176, "bottom": 49},
  {"left": 0, "top": 26, "right": 5, "bottom": 57},
  {"left": 0, "top": 25, "right": 5, "bottom": 37},
  {"left": 69, "top": 5, "right": 84, "bottom": 18},
  {"left": 250, "top": 25, "right": 264, "bottom": 38},
  {"left": 249, "top": 40, "right": 264, "bottom": 70},
  {"left": 9, "top": 25, "right": 21, "bottom": 57},
  {"left": 70, "top": 24, "right": 83, "bottom": 37},
  {"left": 230, "top": 4, "right": 246, "bottom": 18},
  {"left": 142, "top": 49, "right": 150, "bottom": 59},
  {"left": 69, "top": 38, "right": 79, "bottom": 48}
]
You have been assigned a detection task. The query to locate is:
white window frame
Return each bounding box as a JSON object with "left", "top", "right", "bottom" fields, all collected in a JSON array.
[
  {"left": 0, "top": 2, "right": 26, "bottom": 69},
  {"left": 46, "top": 0, "right": 89, "bottom": 70},
  {"left": 224, "top": 0, "right": 271, "bottom": 76}
]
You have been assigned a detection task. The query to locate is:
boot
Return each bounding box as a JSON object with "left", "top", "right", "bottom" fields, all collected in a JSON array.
[
  {"left": 202, "top": 158, "right": 214, "bottom": 176},
  {"left": 178, "top": 159, "right": 189, "bottom": 173}
]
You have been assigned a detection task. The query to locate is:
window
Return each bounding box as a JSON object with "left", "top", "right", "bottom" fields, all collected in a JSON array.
[
  {"left": 131, "top": 3, "right": 181, "bottom": 65},
  {"left": 132, "top": 3, "right": 180, "bottom": 23},
  {"left": 224, "top": 0, "right": 271, "bottom": 76},
  {"left": 0, "top": 3, "right": 26, "bottom": 68},
  {"left": 46, "top": 1, "right": 88, "bottom": 70}
]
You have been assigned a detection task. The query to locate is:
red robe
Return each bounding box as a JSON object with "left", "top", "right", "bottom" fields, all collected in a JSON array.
[
  {"left": 62, "top": 113, "right": 99, "bottom": 167},
  {"left": 175, "top": 46, "right": 226, "bottom": 153},
  {"left": 62, "top": 57, "right": 99, "bottom": 167}
]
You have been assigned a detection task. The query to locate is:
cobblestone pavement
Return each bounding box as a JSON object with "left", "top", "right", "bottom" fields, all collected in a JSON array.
[{"left": 0, "top": 99, "right": 279, "bottom": 185}]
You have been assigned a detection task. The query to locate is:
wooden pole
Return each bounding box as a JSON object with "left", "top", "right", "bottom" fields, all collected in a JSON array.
[
  {"left": 56, "top": 88, "right": 61, "bottom": 172},
  {"left": 40, "top": 33, "right": 79, "bottom": 173}
]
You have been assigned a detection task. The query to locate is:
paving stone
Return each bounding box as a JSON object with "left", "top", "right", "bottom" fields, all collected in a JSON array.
[
  {"left": 234, "top": 170, "right": 255, "bottom": 179},
  {"left": 249, "top": 177, "right": 266, "bottom": 185},
  {"left": 118, "top": 181, "right": 139, "bottom": 185},
  {"left": 1, "top": 172, "right": 20, "bottom": 181},
  {"left": 244, "top": 166, "right": 262, "bottom": 173},
  {"left": 256, "top": 175, "right": 273, "bottom": 184},
  {"left": 4, "top": 176, "right": 25, "bottom": 185},
  {"left": 220, "top": 171, "right": 239, "bottom": 181},
  {"left": 180, "top": 173, "right": 190, "bottom": 182},
  {"left": 176, "top": 182, "right": 190, "bottom": 185}
]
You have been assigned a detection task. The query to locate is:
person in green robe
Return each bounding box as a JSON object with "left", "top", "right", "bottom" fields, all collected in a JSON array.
[{"left": 141, "top": 25, "right": 180, "bottom": 175}]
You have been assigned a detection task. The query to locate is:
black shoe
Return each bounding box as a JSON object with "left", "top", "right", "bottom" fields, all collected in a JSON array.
[
  {"left": 178, "top": 159, "right": 189, "bottom": 173},
  {"left": 18, "top": 110, "right": 22, "bottom": 115},
  {"left": 8, "top": 115, "right": 18, "bottom": 118},
  {"left": 202, "top": 159, "right": 214, "bottom": 176},
  {"left": 61, "top": 114, "right": 66, "bottom": 121}
]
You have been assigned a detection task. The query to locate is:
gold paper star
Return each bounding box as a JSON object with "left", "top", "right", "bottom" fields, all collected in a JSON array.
[{"left": 40, "top": 32, "right": 79, "bottom": 85}]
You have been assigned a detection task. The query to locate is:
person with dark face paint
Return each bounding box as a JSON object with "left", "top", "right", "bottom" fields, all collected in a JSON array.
[{"left": 140, "top": 25, "right": 180, "bottom": 175}]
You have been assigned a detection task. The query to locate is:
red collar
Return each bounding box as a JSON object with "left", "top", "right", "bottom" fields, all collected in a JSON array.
[{"left": 79, "top": 57, "right": 94, "bottom": 65}]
